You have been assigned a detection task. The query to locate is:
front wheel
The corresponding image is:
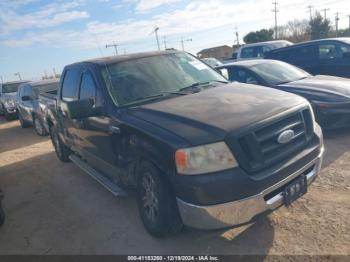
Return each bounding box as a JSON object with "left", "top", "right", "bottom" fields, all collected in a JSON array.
[
  {"left": 33, "top": 115, "right": 48, "bottom": 136},
  {"left": 136, "top": 161, "right": 182, "bottom": 237},
  {"left": 50, "top": 126, "right": 71, "bottom": 162},
  {"left": 18, "top": 112, "right": 30, "bottom": 127}
]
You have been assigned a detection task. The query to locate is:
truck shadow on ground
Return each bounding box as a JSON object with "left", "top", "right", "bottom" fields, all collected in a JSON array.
[{"left": 0, "top": 118, "right": 49, "bottom": 154}]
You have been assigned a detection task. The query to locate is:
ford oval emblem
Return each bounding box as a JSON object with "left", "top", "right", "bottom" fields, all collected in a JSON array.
[{"left": 277, "top": 130, "right": 295, "bottom": 144}]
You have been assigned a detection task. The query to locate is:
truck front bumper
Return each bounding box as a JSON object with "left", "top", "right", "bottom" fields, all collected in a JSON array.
[{"left": 177, "top": 148, "right": 324, "bottom": 230}]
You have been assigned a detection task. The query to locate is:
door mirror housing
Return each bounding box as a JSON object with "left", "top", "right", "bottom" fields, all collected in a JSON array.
[
  {"left": 66, "top": 98, "right": 102, "bottom": 119},
  {"left": 22, "top": 95, "right": 32, "bottom": 101}
]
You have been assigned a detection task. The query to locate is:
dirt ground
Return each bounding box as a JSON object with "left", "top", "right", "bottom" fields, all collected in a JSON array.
[{"left": 0, "top": 116, "right": 349, "bottom": 255}]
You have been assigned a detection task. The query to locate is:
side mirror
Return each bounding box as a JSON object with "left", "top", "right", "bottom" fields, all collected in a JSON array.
[
  {"left": 22, "top": 95, "right": 32, "bottom": 101},
  {"left": 66, "top": 98, "right": 101, "bottom": 119}
]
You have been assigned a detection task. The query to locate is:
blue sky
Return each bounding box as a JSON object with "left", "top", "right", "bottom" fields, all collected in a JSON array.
[{"left": 0, "top": 0, "right": 349, "bottom": 82}]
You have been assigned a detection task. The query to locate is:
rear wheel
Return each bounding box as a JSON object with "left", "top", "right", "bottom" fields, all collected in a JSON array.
[
  {"left": 50, "top": 126, "right": 71, "bottom": 162},
  {"left": 18, "top": 112, "right": 30, "bottom": 128},
  {"left": 136, "top": 161, "right": 182, "bottom": 237},
  {"left": 4, "top": 111, "right": 15, "bottom": 121},
  {"left": 33, "top": 115, "right": 48, "bottom": 136}
]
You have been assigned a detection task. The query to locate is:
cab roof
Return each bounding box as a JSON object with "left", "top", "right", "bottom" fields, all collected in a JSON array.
[{"left": 68, "top": 50, "right": 181, "bottom": 67}]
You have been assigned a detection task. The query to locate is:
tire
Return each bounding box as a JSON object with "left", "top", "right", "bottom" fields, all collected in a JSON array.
[
  {"left": 4, "top": 111, "right": 15, "bottom": 121},
  {"left": 33, "top": 115, "right": 48, "bottom": 136},
  {"left": 136, "top": 161, "right": 183, "bottom": 237},
  {"left": 0, "top": 206, "right": 4, "bottom": 227},
  {"left": 18, "top": 112, "right": 30, "bottom": 128},
  {"left": 50, "top": 126, "right": 71, "bottom": 162}
]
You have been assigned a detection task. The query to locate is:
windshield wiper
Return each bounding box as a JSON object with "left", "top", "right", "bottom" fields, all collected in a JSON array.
[
  {"left": 179, "top": 80, "right": 228, "bottom": 92},
  {"left": 120, "top": 91, "right": 186, "bottom": 107}
]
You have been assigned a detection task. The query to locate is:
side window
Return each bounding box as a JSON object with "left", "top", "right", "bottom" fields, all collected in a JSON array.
[
  {"left": 61, "top": 69, "right": 80, "bottom": 101},
  {"left": 237, "top": 69, "right": 259, "bottom": 85},
  {"left": 241, "top": 47, "right": 255, "bottom": 58},
  {"left": 79, "top": 72, "right": 96, "bottom": 102},
  {"left": 319, "top": 42, "right": 350, "bottom": 60},
  {"left": 227, "top": 68, "right": 258, "bottom": 84}
]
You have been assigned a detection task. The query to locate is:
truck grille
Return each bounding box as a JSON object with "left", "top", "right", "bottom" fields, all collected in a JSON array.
[{"left": 237, "top": 108, "right": 314, "bottom": 172}]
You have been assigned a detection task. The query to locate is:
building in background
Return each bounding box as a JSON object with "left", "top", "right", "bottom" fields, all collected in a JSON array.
[{"left": 197, "top": 45, "right": 233, "bottom": 60}]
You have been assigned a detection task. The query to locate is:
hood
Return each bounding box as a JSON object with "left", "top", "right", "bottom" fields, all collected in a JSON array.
[
  {"left": 128, "top": 83, "right": 307, "bottom": 145},
  {"left": 279, "top": 75, "right": 350, "bottom": 97}
]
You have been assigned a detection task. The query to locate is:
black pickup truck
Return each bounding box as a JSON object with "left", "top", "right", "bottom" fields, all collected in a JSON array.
[{"left": 46, "top": 51, "right": 324, "bottom": 237}]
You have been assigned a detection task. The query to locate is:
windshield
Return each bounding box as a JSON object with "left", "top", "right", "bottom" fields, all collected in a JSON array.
[
  {"left": 250, "top": 61, "right": 310, "bottom": 85},
  {"left": 202, "top": 58, "right": 223, "bottom": 67},
  {"left": 2, "top": 83, "right": 22, "bottom": 93},
  {"left": 101, "top": 53, "right": 227, "bottom": 106},
  {"left": 34, "top": 82, "right": 59, "bottom": 94}
]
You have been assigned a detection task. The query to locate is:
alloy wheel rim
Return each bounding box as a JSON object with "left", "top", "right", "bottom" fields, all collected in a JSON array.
[{"left": 142, "top": 173, "right": 159, "bottom": 222}]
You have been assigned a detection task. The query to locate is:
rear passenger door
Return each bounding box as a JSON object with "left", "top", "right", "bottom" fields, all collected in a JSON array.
[
  {"left": 58, "top": 68, "right": 81, "bottom": 147},
  {"left": 317, "top": 41, "right": 350, "bottom": 77}
]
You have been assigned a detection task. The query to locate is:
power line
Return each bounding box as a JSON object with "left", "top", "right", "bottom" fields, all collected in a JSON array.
[
  {"left": 105, "top": 42, "right": 118, "bottom": 55},
  {"left": 14, "top": 72, "right": 22, "bottom": 81},
  {"left": 272, "top": 1, "right": 279, "bottom": 39},
  {"left": 180, "top": 38, "right": 192, "bottom": 51}
]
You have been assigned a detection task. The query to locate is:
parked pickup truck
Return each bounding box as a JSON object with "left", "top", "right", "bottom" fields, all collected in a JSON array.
[{"left": 46, "top": 51, "right": 324, "bottom": 237}]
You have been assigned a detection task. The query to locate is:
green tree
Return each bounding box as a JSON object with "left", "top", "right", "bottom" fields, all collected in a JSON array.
[
  {"left": 243, "top": 29, "right": 274, "bottom": 44},
  {"left": 309, "top": 12, "right": 331, "bottom": 40}
]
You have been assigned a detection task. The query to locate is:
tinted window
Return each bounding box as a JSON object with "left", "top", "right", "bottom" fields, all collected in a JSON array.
[
  {"left": 79, "top": 73, "right": 96, "bottom": 101},
  {"left": 23, "top": 86, "right": 33, "bottom": 97},
  {"left": 2, "top": 82, "right": 21, "bottom": 93},
  {"left": 273, "top": 45, "right": 318, "bottom": 64},
  {"left": 62, "top": 69, "right": 80, "bottom": 101},
  {"left": 318, "top": 42, "right": 350, "bottom": 60},
  {"left": 241, "top": 47, "right": 255, "bottom": 58},
  {"left": 227, "top": 68, "right": 259, "bottom": 84}
]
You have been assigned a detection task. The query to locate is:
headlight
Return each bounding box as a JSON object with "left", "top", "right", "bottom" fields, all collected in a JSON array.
[
  {"left": 175, "top": 142, "right": 238, "bottom": 175},
  {"left": 4, "top": 100, "right": 15, "bottom": 108}
]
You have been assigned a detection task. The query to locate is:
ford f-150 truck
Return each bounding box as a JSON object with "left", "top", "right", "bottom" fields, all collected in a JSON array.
[{"left": 47, "top": 51, "right": 324, "bottom": 237}]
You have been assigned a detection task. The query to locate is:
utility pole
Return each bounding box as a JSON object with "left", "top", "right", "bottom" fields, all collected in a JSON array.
[
  {"left": 163, "top": 36, "right": 167, "bottom": 49},
  {"left": 307, "top": 5, "right": 313, "bottom": 21},
  {"left": 52, "top": 68, "right": 57, "bottom": 78},
  {"left": 105, "top": 42, "right": 118, "bottom": 55},
  {"left": 272, "top": 1, "right": 279, "bottom": 39},
  {"left": 335, "top": 13, "right": 340, "bottom": 37},
  {"left": 14, "top": 72, "right": 22, "bottom": 81},
  {"left": 150, "top": 27, "right": 160, "bottom": 51},
  {"left": 180, "top": 38, "right": 192, "bottom": 51},
  {"left": 321, "top": 8, "right": 330, "bottom": 20},
  {"left": 234, "top": 27, "right": 240, "bottom": 45}
]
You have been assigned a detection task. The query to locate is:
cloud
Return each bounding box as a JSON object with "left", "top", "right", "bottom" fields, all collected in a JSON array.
[
  {"left": 136, "top": 0, "right": 182, "bottom": 12},
  {"left": 1, "top": 0, "right": 349, "bottom": 50},
  {"left": 0, "top": 0, "right": 89, "bottom": 34}
]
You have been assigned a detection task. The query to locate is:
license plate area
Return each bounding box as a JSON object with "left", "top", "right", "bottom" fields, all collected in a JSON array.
[{"left": 284, "top": 175, "right": 307, "bottom": 206}]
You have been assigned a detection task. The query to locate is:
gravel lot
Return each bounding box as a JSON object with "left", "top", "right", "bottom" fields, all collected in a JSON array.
[{"left": 0, "top": 116, "right": 349, "bottom": 255}]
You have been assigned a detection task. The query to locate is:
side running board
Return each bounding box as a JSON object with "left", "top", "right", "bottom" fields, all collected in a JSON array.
[{"left": 69, "top": 154, "right": 128, "bottom": 197}]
